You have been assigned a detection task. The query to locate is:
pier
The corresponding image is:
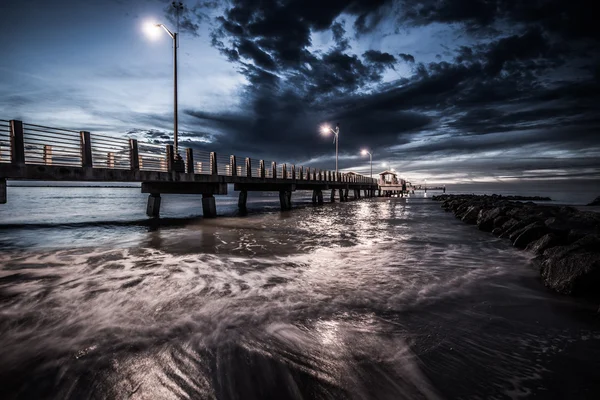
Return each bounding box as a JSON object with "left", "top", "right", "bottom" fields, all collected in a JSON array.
[{"left": 0, "top": 119, "right": 379, "bottom": 217}]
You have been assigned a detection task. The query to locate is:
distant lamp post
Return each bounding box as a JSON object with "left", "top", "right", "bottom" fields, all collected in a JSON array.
[
  {"left": 143, "top": 1, "right": 184, "bottom": 155},
  {"left": 361, "top": 149, "right": 372, "bottom": 178},
  {"left": 320, "top": 123, "right": 340, "bottom": 173}
]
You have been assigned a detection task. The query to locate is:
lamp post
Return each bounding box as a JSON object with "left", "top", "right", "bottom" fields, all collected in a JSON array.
[
  {"left": 361, "top": 149, "right": 372, "bottom": 178},
  {"left": 144, "top": 2, "right": 183, "bottom": 155},
  {"left": 320, "top": 123, "right": 340, "bottom": 173}
]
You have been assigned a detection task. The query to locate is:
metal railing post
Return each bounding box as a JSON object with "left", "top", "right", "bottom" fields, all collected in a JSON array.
[
  {"left": 299, "top": 166, "right": 303, "bottom": 180},
  {"left": 210, "top": 152, "right": 218, "bottom": 176},
  {"left": 272, "top": 161, "right": 277, "bottom": 180},
  {"left": 80, "top": 131, "right": 93, "bottom": 168},
  {"left": 282, "top": 163, "right": 287, "bottom": 179},
  {"left": 186, "top": 148, "right": 194, "bottom": 173},
  {"left": 292, "top": 164, "right": 296, "bottom": 180},
  {"left": 231, "top": 155, "right": 237, "bottom": 177},
  {"left": 9, "top": 120, "right": 25, "bottom": 165},
  {"left": 246, "top": 157, "right": 251, "bottom": 177},
  {"left": 166, "top": 145, "right": 174, "bottom": 172},
  {"left": 260, "top": 160, "right": 265, "bottom": 178},
  {"left": 129, "top": 139, "right": 139, "bottom": 170}
]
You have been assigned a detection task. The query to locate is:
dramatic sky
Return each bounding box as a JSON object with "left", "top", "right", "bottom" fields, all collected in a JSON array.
[{"left": 1, "top": 0, "right": 599, "bottom": 184}]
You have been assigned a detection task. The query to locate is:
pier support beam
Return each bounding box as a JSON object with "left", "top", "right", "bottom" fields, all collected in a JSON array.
[
  {"left": 338, "top": 188, "right": 344, "bottom": 202},
  {"left": 202, "top": 194, "right": 217, "bottom": 218},
  {"left": 330, "top": 189, "right": 335, "bottom": 202},
  {"left": 146, "top": 193, "right": 161, "bottom": 217},
  {"left": 344, "top": 189, "right": 349, "bottom": 201},
  {"left": 0, "top": 178, "right": 6, "bottom": 204},
  {"left": 312, "top": 189, "right": 324, "bottom": 205},
  {"left": 238, "top": 190, "right": 248, "bottom": 212},
  {"left": 279, "top": 190, "right": 292, "bottom": 210}
]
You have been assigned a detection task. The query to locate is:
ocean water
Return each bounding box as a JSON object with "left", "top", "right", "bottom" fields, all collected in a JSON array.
[{"left": 0, "top": 186, "right": 600, "bottom": 399}]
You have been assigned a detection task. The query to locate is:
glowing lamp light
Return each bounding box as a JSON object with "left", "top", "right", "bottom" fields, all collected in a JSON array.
[
  {"left": 320, "top": 125, "right": 330, "bottom": 135},
  {"left": 361, "top": 149, "right": 368, "bottom": 155},
  {"left": 143, "top": 21, "right": 162, "bottom": 40}
]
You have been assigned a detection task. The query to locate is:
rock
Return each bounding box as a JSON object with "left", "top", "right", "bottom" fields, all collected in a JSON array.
[
  {"left": 588, "top": 196, "right": 600, "bottom": 206},
  {"left": 542, "top": 234, "right": 600, "bottom": 261},
  {"left": 499, "top": 218, "right": 520, "bottom": 235},
  {"left": 540, "top": 252, "right": 600, "bottom": 295},
  {"left": 477, "top": 207, "right": 502, "bottom": 232},
  {"left": 525, "top": 233, "right": 563, "bottom": 255},
  {"left": 461, "top": 205, "right": 481, "bottom": 224},
  {"left": 492, "top": 227, "right": 503, "bottom": 236},
  {"left": 513, "top": 222, "right": 550, "bottom": 249},
  {"left": 544, "top": 217, "right": 571, "bottom": 236},
  {"left": 493, "top": 216, "right": 510, "bottom": 229},
  {"left": 540, "top": 234, "right": 600, "bottom": 295},
  {"left": 501, "top": 217, "right": 540, "bottom": 239}
]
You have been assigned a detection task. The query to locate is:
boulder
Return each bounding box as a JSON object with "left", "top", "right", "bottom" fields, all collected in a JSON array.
[
  {"left": 499, "top": 218, "right": 520, "bottom": 235},
  {"left": 525, "top": 233, "right": 563, "bottom": 255},
  {"left": 587, "top": 196, "right": 600, "bottom": 206},
  {"left": 542, "top": 234, "right": 600, "bottom": 261},
  {"left": 540, "top": 234, "right": 600, "bottom": 295},
  {"left": 513, "top": 222, "right": 550, "bottom": 249},
  {"left": 493, "top": 215, "right": 510, "bottom": 229},
  {"left": 501, "top": 217, "right": 540, "bottom": 239},
  {"left": 544, "top": 217, "right": 571, "bottom": 236},
  {"left": 477, "top": 207, "right": 502, "bottom": 232},
  {"left": 540, "top": 252, "right": 600, "bottom": 295},
  {"left": 461, "top": 205, "right": 481, "bottom": 225},
  {"left": 491, "top": 227, "right": 504, "bottom": 236}
]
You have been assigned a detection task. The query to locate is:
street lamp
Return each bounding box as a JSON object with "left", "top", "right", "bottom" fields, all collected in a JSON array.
[
  {"left": 320, "top": 123, "right": 340, "bottom": 173},
  {"left": 361, "top": 149, "right": 372, "bottom": 178},
  {"left": 143, "top": 1, "right": 184, "bottom": 155}
]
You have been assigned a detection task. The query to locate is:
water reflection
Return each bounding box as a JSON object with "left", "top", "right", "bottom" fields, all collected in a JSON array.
[{"left": 1, "top": 197, "right": 600, "bottom": 398}]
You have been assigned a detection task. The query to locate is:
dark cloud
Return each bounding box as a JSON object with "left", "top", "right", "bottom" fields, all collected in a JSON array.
[
  {"left": 398, "top": 53, "right": 415, "bottom": 63},
  {"left": 159, "top": 0, "right": 600, "bottom": 181},
  {"left": 363, "top": 50, "right": 396, "bottom": 65}
]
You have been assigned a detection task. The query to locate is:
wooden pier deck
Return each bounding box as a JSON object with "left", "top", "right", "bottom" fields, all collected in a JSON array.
[{"left": 0, "top": 119, "right": 378, "bottom": 217}]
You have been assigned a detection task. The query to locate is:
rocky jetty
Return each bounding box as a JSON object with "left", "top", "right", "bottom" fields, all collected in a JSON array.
[
  {"left": 588, "top": 196, "right": 600, "bottom": 206},
  {"left": 433, "top": 194, "right": 600, "bottom": 297}
]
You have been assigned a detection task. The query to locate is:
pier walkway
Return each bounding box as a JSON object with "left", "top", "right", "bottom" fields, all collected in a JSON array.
[{"left": 0, "top": 119, "right": 378, "bottom": 217}]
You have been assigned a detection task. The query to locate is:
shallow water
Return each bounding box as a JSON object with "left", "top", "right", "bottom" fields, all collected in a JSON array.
[{"left": 0, "top": 188, "right": 599, "bottom": 399}]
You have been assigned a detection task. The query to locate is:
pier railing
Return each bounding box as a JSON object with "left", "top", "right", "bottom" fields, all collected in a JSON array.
[
  {"left": 0, "top": 120, "right": 12, "bottom": 164},
  {"left": 2, "top": 120, "right": 378, "bottom": 185}
]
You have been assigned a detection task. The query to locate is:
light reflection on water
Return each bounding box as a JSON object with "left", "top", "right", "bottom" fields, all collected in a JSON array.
[{"left": 0, "top": 188, "right": 600, "bottom": 399}]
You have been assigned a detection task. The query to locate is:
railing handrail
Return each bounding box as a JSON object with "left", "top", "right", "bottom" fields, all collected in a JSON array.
[
  {"left": 4, "top": 119, "right": 381, "bottom": 183},
  {"left": 22, "top": 122, "right": 79, "bottom": 134}
]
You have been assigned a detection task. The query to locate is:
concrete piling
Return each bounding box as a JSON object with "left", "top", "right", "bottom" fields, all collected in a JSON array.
[
  {"left": 146, "top": 193, "right": 161, "bottom": 217},
  {"left": 238, "top": 190, "right": 248, "bottom": 212},
  {"left": 279, "top": 190, "right": 292, "bottom": 210},
  {"left": 330, "top": 189, "right": 335, "bottom": 202},
  {"left": 317, "top": 189, "right": 324, "bottom": 205},
  {"left": 202, "top": 194, "right": 217, "bottom": 218},
  {"left": 0, "top": 178, "right": 6, "bottom": 204}
]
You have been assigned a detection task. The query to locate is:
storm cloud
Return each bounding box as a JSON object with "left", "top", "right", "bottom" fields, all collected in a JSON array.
[{"left": 0, "top": 0, "right": 598, "bottom": 183}]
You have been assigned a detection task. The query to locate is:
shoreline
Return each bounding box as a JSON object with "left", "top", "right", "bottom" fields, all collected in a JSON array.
[{"left": 432, "top": 194, "right": 600, "bottom": 301}]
